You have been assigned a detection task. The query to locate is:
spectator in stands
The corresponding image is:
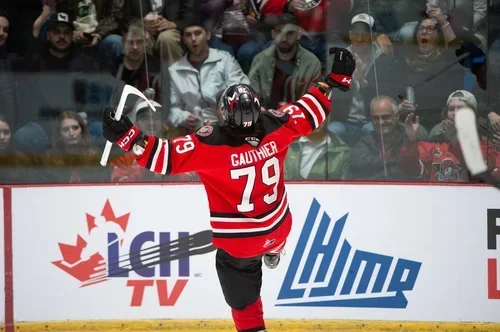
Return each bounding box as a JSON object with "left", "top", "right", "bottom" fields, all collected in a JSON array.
[
  {"left": 109, "top": 19, "right": 161, "bottom": 102},
  {"left": 110, "top": 100, "right": 194, "bottom": 182},
  {"left": 40, "top": 111, "right": 109, "bottom": 183},
  {"left": 124, "top": 0, "right": 195, "bottom": 65},
  {"left": 350, "top": 96, "right": 426, "bottom": 181},
  {"left": 0, "top": 112, "right": 27, "bottom": 184},
  {"left": 428, "top": 90, "right": 478, "bottom": 141},
  {"left": 248, "top": 14, "right": 321, "bottom": 110},
  {"left": 390, "top": 7, "right": 476, "bottom": 133},
  {"left": 238, "top": 0, "right": 326, "bottom": 73},
  {"left": 168, "top": 17, "right": 249, "bottom": 134},
  {"left": 399, "top": 109, "right": 496, "bottom": 183},
  {"left": 0, "top": 11, "right": 9, "bottom": 59},
  {"left": 28, "top": 11, "right": 99, "bottom": 72},
  {"left": 327, "top": 13, "right": 395, "bottom": 147},
  {"left": 284, "top": 121, "right": 350, "bottom": 180},
  {"left": 0, "top": 0, "right": 44, "bottom": 56},
  {"left": 55, "top": 0, "right": 125, "bottom": 65},
  {"left": 0, "top": 12, "right": 16, "bottom": 134},
  {"left": 10, "top": 11, "right": 100, "bottom": 155},
  {"left": 350, "top": 0, "right": 426, "bottom": 55}
]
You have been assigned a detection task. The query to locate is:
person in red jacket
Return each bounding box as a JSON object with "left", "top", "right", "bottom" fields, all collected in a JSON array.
[
  {"left": 399, "top": 112, "right": 496, "bottom": 182},
  {"left": 102, "top": 48, "right": 355, "bottom": 332}
]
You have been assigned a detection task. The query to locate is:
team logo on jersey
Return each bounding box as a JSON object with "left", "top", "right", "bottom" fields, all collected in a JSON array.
[
  {"left": 245, "top": 137, "right": 260, "bottom": 147},
  {"left": 269, "top": 108, "right": 286, "bottom": 118},
  {"left": 434, "top": 148, "right": 442, "bottom": 157},
  {"left": 434, "top": 158, "right": 463, "bottom": 182},
  {"left": 196, "top": 125, "right": 213, "bottom": 137}
]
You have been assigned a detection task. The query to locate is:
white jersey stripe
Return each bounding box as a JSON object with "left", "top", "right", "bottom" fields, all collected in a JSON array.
[
  {"left": 303, "top": 93, "right": 326, "bottom": 123},
  {"left": 211, "top": 200, "right": 289, "bottom": 234},
  {"left": 211, "top": 191, "right": 287, "bottom": 223},
  {"left": 161, "top": 140, "right": 169, "bottom": 175},
  {"left": 150, "top": 138, "right": 163, "bottom": 172},
  {"left": 297, "top": 99, "right": 319, "bottom": 129}
]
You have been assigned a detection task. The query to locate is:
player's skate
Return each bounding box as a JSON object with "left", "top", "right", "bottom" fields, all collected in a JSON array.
[
  {"left": 263, "top": 253, "right": 280, "bottom": 269},
  {"left": 263, "top": 248, "right": 285, "bottom": 269}
]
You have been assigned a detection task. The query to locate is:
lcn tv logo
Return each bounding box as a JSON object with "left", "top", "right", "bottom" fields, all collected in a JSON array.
[
  {"left": 277, "top": 199, "right": 422, "bottom": 308},
  {"left": 487, "top": 209, "right": 500, "bottom": 299}
]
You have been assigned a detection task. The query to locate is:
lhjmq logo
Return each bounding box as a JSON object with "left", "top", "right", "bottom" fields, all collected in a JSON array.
[{"left": 277, "top": 199, "right": 422, "bottom": 308}]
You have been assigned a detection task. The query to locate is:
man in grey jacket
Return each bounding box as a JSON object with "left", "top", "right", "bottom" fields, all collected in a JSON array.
[{"left": 167, "top": 17, "right": 249, "bottom": 133}]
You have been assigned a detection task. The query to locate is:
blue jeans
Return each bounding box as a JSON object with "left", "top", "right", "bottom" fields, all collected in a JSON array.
[
  {"left": 328, "top": 121, "right": 374, "bottom": 147},
  {"left": 99, "top": 34, "right": 123, "bottom": 60},
  {"left": 210, "top": 37, "right": 235, "bottom": 56}
]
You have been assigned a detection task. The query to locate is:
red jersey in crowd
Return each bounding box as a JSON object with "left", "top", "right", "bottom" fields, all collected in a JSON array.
[{"left": 399, "top": 139, "right": 497, "bottom": 182}]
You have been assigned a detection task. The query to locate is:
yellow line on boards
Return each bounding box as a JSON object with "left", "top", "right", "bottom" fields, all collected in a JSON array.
[{"left": 3, "top": 320, "right": 500, "bottom": 331}]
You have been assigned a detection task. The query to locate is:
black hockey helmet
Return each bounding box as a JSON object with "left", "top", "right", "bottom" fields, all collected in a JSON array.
[{"left": 219, "top": 84, "right": 261, "bottom": 130}]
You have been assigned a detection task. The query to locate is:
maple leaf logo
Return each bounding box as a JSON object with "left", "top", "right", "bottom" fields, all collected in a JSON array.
[{"left": 52, "top": 199, "right": 130, "bottom": 287}]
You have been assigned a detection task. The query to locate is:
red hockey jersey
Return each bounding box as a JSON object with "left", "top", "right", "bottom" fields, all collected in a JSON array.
[
  {"left": 399, "top": 138, "right": 497, "bottom": 182},
  {"left": 135, "top": 86, "right": 331, "bottom": 258}
]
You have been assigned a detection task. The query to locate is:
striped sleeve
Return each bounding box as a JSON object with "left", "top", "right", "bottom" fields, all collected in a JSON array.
[
  {"left": 135, "top": 135, "right": 173, "bottom": 175},
  {"left": 135, "top": 133, "right": 213, "bottom": 176},
  {"left": 280, "top": 85, "right": 332, "bottom": 137}
]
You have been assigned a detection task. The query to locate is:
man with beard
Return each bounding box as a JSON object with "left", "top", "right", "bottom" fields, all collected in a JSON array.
[
  {"left": 248, "top": 14, "right": 321, "bottom": 110},
  {"left": 26, "top": 12, "right": 98, "bottom": 72}
]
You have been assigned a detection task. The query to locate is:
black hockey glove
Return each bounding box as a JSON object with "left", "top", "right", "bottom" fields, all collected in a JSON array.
[
  {"left": 325, "top": 47, "right": 356, "bottom": 92},
  {"left": 102, "top": 107, "right": 143, "bottom": 152}
]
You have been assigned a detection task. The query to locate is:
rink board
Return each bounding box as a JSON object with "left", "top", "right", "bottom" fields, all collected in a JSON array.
[
  {"left": 9, "top": 320, "right": 500, "bottom": 332},
  {"left": 5, "top": 183, "right": 500, "bottom": 325}
]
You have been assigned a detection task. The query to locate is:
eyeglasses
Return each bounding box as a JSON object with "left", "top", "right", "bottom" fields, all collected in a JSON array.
[{"left": 418, "top": 26, "right": 437, "bottom": 33}]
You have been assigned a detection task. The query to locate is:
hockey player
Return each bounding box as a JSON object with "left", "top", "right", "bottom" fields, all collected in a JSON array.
[{"left": 102, "top": 47, "right": 355, "bottom": 332}]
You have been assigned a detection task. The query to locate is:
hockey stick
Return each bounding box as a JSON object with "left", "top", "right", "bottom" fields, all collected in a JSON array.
[
  {"left": 455, "top": 108, "right": 500, "bottom": 190},
  {"left": 80, "top": 229, "right": 215, "bottom": 287},
  {"left": 100, "top": 84, "right": 157, "bottom": 167}
]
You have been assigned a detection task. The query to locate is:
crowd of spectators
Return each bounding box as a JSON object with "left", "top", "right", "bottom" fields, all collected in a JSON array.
[{"left": 0, "top": 0, "right": 499, "bottom": 185}]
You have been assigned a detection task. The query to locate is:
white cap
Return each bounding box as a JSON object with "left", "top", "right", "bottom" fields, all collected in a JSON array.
[
  {"left": 446, "top": 90, "right": 477, "bottom": 110},
  {"left": 351, "top": 13, "right": 375, "bottom": 28}
]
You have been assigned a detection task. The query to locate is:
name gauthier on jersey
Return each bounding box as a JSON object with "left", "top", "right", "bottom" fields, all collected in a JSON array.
[{"left": 230, "top": 141, "right": 278, "bottom": 167}]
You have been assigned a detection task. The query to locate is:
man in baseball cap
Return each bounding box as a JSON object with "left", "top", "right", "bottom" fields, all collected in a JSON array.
[
  {"left": 45, "top": 12, "right": 75, "bottom": 55},
  {"left": 47, "top": 12, "right": 75, "bottom": 31},
  {"left": 351, "top": 13, "right": 375, "bottom": 29},
  {"left": 349, "top": 13, "right": 376, "bottom": 56}
]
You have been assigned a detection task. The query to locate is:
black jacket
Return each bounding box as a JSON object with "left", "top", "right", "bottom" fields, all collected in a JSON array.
[{"left": 350, "top": 124, "right": 413, "bottom": 181}]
